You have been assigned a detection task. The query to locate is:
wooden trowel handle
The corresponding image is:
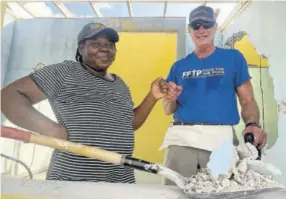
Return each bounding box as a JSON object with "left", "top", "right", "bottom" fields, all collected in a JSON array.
[
  {"left": 1, "top": 126, "right": 160, "bottom": 174},
  {"left": 1, "top": 126, "right": 122, "bottom": 165}
]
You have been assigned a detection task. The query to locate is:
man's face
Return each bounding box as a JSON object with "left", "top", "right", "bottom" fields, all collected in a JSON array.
[
  {"left": 80, "top": 36, "right": 116, "bottom": 71},
  {"left": 189, "top": 20, "right": 216, "bottom": 48}
]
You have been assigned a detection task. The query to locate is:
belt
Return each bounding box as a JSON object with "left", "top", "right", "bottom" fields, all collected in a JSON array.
[{"left": 171, "top": 121, "right": 225, "bottom": 126}]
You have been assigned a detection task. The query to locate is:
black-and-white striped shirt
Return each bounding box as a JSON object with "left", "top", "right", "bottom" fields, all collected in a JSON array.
[{"left": 30, "top": 60, "right": 135, "bottom": 183}]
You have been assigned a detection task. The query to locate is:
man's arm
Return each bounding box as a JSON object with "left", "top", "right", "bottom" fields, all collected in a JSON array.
[
  {"left": 1, "top": 77, "right": 67, "bottom": 139},
  {"left": 234, "top": 50, "right": 266, "bottom": 148},
  {"left": 236, "top": 80, "right": 267, "bottom": 148},
  {"left": 163, "top": 98, "right": 177, "bottom": 115},
  {"left": 163, "top": 82, "right": 182, "bottom": 116},
  {"left": 236, "top": 80, "right": 260, "bottom": 124}
]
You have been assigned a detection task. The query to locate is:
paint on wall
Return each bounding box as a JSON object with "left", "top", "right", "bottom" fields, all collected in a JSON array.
[
  {"left": 223, "top": 30, "right": 278, "bottom": 147},
  {"left": 1, "top": 1, "right": 7, "bottom": 27},
  {"left": 224, "top": 31, "right": 268, "bottom": 68}
]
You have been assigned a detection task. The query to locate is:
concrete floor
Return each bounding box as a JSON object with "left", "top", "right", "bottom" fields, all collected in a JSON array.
[{"left": 32, "top": 170, "right": 163, "bottom": 184}]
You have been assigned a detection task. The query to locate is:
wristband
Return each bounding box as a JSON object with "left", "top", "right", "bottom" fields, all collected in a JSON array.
[{"left": 246, "top": 122, "right": 262, "bottom": 129}]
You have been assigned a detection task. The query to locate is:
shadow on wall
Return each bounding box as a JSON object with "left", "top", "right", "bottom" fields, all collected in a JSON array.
[{"left": 224, "top": 31, "right": 278, "bottom": 148}]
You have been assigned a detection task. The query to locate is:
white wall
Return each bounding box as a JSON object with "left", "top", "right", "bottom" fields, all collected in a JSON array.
[
  {"left": 1, "top": 13, "right": 15, "bottom": 86},
  {"left": 3, "top": 12, "right": 17, "bottom": 26},
  {"left": 224, "top": 1, "right": 286, "bottom": 185},
  {"left": 1, "top": 18, "right": 79, "bottom": 177}
]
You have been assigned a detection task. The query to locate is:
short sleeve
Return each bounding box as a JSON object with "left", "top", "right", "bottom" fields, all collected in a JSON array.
[
  {"left": 126, "top": 86, "right": 134, "bottom": 108},
  {"left": 117, "top": 76, "right": 134, "bottom": 108},
  {"left": 166, "top": 63, "right": 177, "bottom": 83},
  {"left": 234, "top": 50, "right": 251, "bottom": 87},
  {"left": 29, "top": 61, "right": 71, "bottom": 99}
]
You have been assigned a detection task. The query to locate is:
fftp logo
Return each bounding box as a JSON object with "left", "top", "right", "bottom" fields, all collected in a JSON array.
[
  {"left": 182, "top": 68, "right": 225, "bottom": 79},
  {"left": 182, "top": 70, "right": 203, "bottom": 79}
]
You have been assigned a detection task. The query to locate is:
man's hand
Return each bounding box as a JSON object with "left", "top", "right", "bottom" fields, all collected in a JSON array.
[
  {"left": 242, "top": 126, "right": 267, "bottom": 149},
  {"left": 150, "top": 77, "right": 168, "bottom": 100},
  {"left": 166, "top": 82, "right": 182, "bottom": 101}
]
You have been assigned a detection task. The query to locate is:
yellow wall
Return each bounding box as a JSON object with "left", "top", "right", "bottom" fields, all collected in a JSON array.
[
  {"left": 1, "top": 1, "right": 7, "bottom": 27},
  {"left": 109, "top": 32, "right": 177, "bottom": 163},
  {"left": 234, "top": 35, "right": 269, "bottom": 67}
]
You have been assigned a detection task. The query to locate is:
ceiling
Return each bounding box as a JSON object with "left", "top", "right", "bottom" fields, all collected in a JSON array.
[{"left": 4, "top": 0, "right": 250, "bottom": 31}]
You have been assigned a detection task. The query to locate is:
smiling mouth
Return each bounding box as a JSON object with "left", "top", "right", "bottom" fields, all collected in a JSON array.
[
  {"left": 99, "top": 57, "right": 110, "bottom": 61},
  {"left": 196, "top": 35, "right": 208, "bottom": 39}
]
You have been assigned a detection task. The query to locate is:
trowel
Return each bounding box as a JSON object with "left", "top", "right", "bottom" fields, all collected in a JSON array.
[
  {"left": 207, "top": 140, "right": 234, "bottom": 179},
  {"left": 0, "top": 126, "right": 189, "bottom": 189},
  {"left": 207, "top": 132, "right": 281, "bottom": 179}
]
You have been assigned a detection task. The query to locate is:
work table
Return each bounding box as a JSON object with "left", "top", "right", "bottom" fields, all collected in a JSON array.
[{"left": 1, "top": 176, "right": 286, "bottom": 199}]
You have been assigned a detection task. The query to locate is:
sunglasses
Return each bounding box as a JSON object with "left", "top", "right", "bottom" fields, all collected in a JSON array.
[{"left": 189, "top": 21, "right": 215, "bottom": 30}]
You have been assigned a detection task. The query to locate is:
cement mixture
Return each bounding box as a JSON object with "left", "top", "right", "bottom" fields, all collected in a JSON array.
[{"left": 183, "top": 143, "right": 284, "bottom": 194}]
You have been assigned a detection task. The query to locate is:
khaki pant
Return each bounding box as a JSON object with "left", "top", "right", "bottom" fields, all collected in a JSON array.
[
  {"left": 163, "top": 145, "right": 211, "bottom": 186},
  {"left": 233, "top": 127, "right": 239, "bottom": 146}
]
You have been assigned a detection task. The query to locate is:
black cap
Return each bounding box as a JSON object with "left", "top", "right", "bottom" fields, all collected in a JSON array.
[
  {"left": 77, "top": 22, "right": 119, "bottom": 44},
  {"left": 189, "top": 6, "right": 215, "bottom": 24}
]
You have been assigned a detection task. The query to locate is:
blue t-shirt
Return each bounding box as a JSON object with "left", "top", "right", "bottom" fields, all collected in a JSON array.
[{"left": 166, "top": 47, "right": 251, "bottom": 125}]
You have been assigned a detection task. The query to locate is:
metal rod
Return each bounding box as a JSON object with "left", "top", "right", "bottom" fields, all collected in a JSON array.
[
  {"left": 90, "top": 2, "right": 103, "bottom": 17},
  {"left": 1, "top": 153, "right": 33, "bottom": 179},
  {"left": 163, "top": 0, "right": 167, "bottom": 17},
  {"left": 54, "top": 1, "right": 72, "bottom": 17},
  {"left": 127, "top": 0, "right": 133, "bottom": 17},
  {"left": 16, "top": 2, "right": 35, "bottom": 17}
]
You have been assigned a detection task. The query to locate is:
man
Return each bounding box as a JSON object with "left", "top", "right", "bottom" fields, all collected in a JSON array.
[
  {"left": 160, "top": 6, "right": 267, "bottom": 185},
  {"left": 1, "top": 22, "right": 167, "bottom": 183}
]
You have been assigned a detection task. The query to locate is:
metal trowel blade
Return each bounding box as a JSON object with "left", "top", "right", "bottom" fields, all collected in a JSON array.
[{"left": 247, "top": 160, "right": 282, "bottom": 176}]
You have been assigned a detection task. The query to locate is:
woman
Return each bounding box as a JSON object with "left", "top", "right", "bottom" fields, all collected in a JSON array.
[{"left": 1, "top": 22, "right": 167, "bottom": 183}]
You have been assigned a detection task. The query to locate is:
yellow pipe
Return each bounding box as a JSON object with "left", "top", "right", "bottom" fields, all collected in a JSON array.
[
  {"left": 1, "top": 195, "right": 52, "bottom": 199},
  {"left": 1, "top": 0, "right": 7, "bottom": 28}
]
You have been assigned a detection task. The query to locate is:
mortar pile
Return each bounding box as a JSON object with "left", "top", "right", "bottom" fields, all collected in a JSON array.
[{"left": 184, "top": 143, "right": 284, "bottom": 194}]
